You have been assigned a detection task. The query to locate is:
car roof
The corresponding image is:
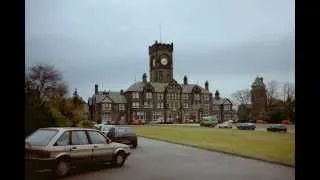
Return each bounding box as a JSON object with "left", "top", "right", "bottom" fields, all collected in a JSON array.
[{"left": 39, "top": 127, "right": 97, "bottom": 131}]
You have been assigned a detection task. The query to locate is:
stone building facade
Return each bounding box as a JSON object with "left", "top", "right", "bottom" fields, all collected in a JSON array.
[{"left": 89, "top": 41, "right": 234, "bottom": 124}]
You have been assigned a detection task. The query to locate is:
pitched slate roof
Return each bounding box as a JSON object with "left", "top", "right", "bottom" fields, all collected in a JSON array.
[
  {"left": 125, "top": 81, "right": 210, "bottom": 94},
  {"left": 212, "top": 98, "right": 232, "bottom": 105},
  {"left": 94, "top": 91, "right": 127, "bottom": 104}
]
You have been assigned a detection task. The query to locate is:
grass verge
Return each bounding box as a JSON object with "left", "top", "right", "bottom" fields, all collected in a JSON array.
[{"left": 133, "top": 126, "right": 295, "bottom": 167}]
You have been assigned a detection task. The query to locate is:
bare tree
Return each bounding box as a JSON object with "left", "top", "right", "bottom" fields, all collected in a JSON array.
[
  {"left": 266, "top": 80, "right": 279, "bottom": 106},
  {"left": 26, "top": 64, "right": 68, "bottom": 104},
  {"left": 231, "top": 89, "right": 251, "bottom": 105},
  {"left": 281, "top": 82, "right": 295, "bottom": 102}
]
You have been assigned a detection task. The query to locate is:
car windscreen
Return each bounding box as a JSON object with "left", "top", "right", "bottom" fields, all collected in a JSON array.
[
  {"left": 26, "top": 129, "right": 58, "bottom": 146},
  {"left": 102, "top": 126, "right": 113, "bottom": 131},
  {"left": 117, "top": 127, "right": 135, "bottom": 136}
]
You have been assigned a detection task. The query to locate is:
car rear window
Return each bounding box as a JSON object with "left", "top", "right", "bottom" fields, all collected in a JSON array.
[
  {"left": 26, "top": 129, "right": 58, "bottom": 146},
  {"left": 102, "top": 126, "right": 113, "bottom": 131},
  {"left": 118, "top": 127, "right": 135, "bottom": 135}
]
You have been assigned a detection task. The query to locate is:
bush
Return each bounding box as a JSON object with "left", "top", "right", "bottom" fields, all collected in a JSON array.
[{"left": 77, "top": 120, "right": 94, "bottom": 128}]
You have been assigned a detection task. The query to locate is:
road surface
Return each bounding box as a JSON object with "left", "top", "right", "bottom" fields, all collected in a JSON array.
[{"left": 28, "top": 137, "right": 294, "bottom": 180}]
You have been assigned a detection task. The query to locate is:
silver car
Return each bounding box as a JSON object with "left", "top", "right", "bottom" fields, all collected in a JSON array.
[
  {"left": 217, "top": 122, "right": 233, "bottom": 128},
  {"left": 25, "top": 127, "right": 131, "bottom": 177}
]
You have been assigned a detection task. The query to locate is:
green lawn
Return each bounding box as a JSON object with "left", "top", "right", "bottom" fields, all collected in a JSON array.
[{"left": 133, "top": 126, "right": 295, "bottom": 166}]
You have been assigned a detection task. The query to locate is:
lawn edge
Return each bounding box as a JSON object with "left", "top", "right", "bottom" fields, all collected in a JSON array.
[{"left": 138, "top": 135, "right": 295, "bottom": 168}]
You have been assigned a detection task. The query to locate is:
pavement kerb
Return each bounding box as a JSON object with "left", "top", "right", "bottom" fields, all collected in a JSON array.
[{"left": 138, "top": 135, "right": 295, "bottom": 168}]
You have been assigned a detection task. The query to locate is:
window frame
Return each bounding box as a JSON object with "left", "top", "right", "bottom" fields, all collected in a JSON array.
[
  {"left": 70, "top": 130, "right": 90, "bottom": 146},
  {"left": 54, "top": 131, "right": 71, "bottom": 146},
  {"left": 86, "top": 130, "right": 109, "bottom": 144}
]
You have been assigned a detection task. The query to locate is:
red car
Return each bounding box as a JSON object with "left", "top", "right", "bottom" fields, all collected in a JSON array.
[
  {"left": 130, "top": 119, "right": 143, "bottom": 125},
  {"left": 281, "top": 120, "right": 292, "bottom": 125}
]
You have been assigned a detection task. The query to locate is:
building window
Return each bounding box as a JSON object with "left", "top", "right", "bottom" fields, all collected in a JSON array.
[
  {"left": 194, "top": 94, "right": 200, "bottom": 100},
  {"left": 184, "top": 103, "right": 189, "bottom": 108},
  {"left": 133, "top": 112, "right": 145, "bottom": 121},
  {"left": 144, "top": 102, "right": 152, "bottom": 108},
  {"left": 176, "top": 102, "right": 180, "bottom": 109},
  {"left": 157, "top": 93, "right": 163, "bottom": 100},
  {"left": 152, "top": 112, "right": 163, "bottom": 121},
  {"left": 203, "top": 95, "right": 209, "bottom": 101},
  {"left": 157, "top": 102, "right": 164, "bottom": 109},
  {"left": 182, "top": 93, "right": 188, "bottom": 100},
  {"left": 119, "top": 104, "right": 125, "bottom": 111},
  {"left": 205, "top": 104, "right": 210, "bottom": 110},
  {"left": 132, "top": 92, "right": 139, "bottom": 99},
  {"left": 102, "top": 103, "right": 112, "bottom": 111},
  {"left": 146, "top": 92, "right": 152, "bottom": 99},
  {"left": 132, "top": 102, "right": 140, "bottom": 108}
]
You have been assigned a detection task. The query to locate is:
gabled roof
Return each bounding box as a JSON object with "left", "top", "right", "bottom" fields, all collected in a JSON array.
[
  {"left": 222, "top": 98, "right": 232, "bottom": 105},
  {"left": 95, "top": 91, "right": 127, "bottom": 104},
  {"left": 212, "top": 98, "right": 232, "bottom": 105},
  {"left": 125, "top": 81, "right": 210, "bottom": 94}
]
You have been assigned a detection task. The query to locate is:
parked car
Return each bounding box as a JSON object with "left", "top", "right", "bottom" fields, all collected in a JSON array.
[
  {"left": 267, "top": 124, "right": 287, "bottom": 132},
  {"left": 150, "top": 117, "right": 164, "bottom": 124},
  {"left": 100, "top": 125, "right": 116, "bottom": 135},
  {"left": 200, "top": 115, "right": 218, "bottom": 127},
  {"left": 236, "top": 123, "right": 256, "bottom": 130},
  {"left": 217, "top": 121, "right": 233, "bottom": 128},
  {"left": 106, "top": 126, "right": 138, "bottom": 148},
  {"left": 281, "top": 120, "right": 292, "bottom": 125},
  {"left": 25, "top": 127, "right": 131, "bottom": 178},
  {"left": 130, "top": 120, "right": 141, "bottom": 125}
]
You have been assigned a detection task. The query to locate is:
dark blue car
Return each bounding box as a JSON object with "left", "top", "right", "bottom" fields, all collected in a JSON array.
[{"left": 236, "top": 123, "right": 256, "bottom": 130}]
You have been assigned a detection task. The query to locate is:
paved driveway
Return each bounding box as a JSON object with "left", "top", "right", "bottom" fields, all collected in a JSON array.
[{"left": 28, "top": 137, "right": 294, "bottom": 180}]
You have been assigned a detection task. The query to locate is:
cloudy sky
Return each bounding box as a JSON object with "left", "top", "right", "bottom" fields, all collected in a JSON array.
[{"left": 25, "top": 0, "right": 295, "bottom": 101}]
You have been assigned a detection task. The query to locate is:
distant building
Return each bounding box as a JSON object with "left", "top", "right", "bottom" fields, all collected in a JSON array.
[
  {"left": 250, "top": 76, "right": 267, "bottom": 121},
  {"left": 212, "top": 90, "right": 234, "bottom": 122},
  {"left": 89, "top": 41, "right": 233, "bottom": 124}
]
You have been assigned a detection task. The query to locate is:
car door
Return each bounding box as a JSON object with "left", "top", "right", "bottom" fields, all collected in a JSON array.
[
  {"left": 69, "top": 130, "right": 93, "bottom": 165},
  {"left": 87, "top": 130, "right": 114, "bottom": 162}
]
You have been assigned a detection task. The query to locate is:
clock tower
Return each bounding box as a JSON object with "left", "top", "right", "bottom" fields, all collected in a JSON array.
[{"left": 149, "top": 40, "right": 173, "bottom": 83}]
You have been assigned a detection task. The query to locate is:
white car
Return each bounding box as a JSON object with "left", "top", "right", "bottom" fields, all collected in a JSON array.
[
  {"left": 217, "top": 122, "right": 233, "bottom": 128},
  {"left": 150, "top": 117, "right": 164, "bottom": 124}
]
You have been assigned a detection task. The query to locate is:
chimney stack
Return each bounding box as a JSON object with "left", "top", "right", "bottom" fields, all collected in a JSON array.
[
  {"left": 120, "top": 89, "right": 124, "bottom": 95},
  {"left": 143, "top": 73, "right": 147, "bottom": 83},
  {"left": 205, "top": 81, "right": 209, "bottom": 90},
  {"left": 95, "top": 84, "right": 98, "bottom": 94},
  {"left": 183, "top": 75, "right": 188, "bottom": 85}
]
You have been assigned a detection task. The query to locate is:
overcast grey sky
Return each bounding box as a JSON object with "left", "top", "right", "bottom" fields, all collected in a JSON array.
[{"left": 25, "top": 0, "right": 295, "bottom": 101}]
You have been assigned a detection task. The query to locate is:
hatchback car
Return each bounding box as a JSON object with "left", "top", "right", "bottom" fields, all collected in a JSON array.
[
  {"left": 25, "top": 127, "right": 131, "bottom": 178},
  {"left": 217, "top": 122, "right": 233, "bottom": 128},
  {"left": 100, "top": 125, "right": 116, "bottom": 135},
  {"left": 267, "top": 124, "right": 287, "bottom": 132},
  {"left": 236, "top": 123, "right": 256, "bottom": 130},
  {"left": 106, "top": 126, "right": 138, "bottom": 148}
]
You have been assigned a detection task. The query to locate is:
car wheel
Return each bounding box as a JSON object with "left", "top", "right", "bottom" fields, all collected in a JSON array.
[
  {"left": 132, "top": 140, "right": 138, "bottom": 148},
  {"left": 112, "top": 151, "right": 126, "bottom": 167},
  {"left": 54, "top": 158, "right": 70, "bottom": 178}
]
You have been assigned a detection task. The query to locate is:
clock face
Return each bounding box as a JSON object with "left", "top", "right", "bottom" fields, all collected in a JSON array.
[{"left": 161, "top": 57, "right": 168, "bottom": 65}]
